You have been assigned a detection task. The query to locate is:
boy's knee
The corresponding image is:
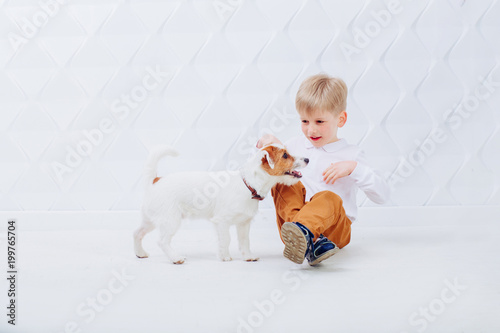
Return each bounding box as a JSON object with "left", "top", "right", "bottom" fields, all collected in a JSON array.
[
  {"left": 271, "top": 181, "right": 305, "bottom": 197},
  {"left": 271, "top": 184, "right": 284, "bottom": 199},
  {"left": 312, "top": 190, "right": 343, "bottom": 204},
  {"left": 271, "top": 183, "right": 285, "bottom": 194}
]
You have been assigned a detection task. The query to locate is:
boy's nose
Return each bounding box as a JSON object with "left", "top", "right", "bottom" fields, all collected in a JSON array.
[{"left": 308, "top": 128, "right": 318, "bottom": 135}]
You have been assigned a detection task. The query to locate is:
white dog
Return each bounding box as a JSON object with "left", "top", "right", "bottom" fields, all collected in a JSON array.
[{"left": 133, "top": 144, "right": 308, "bottom": 264}]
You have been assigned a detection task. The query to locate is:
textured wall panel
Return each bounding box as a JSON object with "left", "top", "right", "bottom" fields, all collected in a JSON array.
[{"left": 0, "top": 0, "right": 499, "bottom": 211}]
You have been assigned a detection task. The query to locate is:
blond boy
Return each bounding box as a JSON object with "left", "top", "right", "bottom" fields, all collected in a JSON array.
[{"left": 257, "top": 74, "right": 390, "bottom": 265}]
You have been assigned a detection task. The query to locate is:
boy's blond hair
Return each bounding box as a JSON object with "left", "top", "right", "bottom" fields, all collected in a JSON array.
[{"left": 295, "top": 74, "right": 347, "bottom": 115}]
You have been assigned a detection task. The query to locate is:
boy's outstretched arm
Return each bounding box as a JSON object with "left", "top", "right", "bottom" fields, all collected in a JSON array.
[
  {"left": 322, "top": 161, "right": 358, "bottom": 184},
  {"left": 256, "top": 134, "right": 283, "bottom": 149},
  {"left": 322, "top": 155, "right": 390, "bottom": 204}
]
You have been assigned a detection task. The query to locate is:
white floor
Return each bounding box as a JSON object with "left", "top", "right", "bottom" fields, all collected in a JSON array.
[{"left": 1, "top": 207, "right": 499, "bottom": 333}]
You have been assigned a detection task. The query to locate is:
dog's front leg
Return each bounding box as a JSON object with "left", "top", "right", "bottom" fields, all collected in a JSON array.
[
  {"left": 214, "top": 223, "right": 232, "bottom": 261},
  {"left": 237, "top": 221, "right": 259, "bottom": 262}
]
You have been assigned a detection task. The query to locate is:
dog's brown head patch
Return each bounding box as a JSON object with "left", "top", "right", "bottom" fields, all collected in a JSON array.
[{"left": 260, "top": 145, "right": 301, "bottom": 178}]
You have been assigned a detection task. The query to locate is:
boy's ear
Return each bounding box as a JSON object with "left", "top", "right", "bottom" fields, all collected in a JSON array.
[{"left": 337, "top": 111, "right": 347, "bottom": 128}]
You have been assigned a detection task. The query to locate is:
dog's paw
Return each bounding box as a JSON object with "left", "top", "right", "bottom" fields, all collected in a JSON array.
[
  {"left": 172, "top": 256, "right": 186, "bottom": 264},
  {"left": 244, "top": 255, "right": 259, "bottom": 262},
  {"left": 135, "top": 251, "right": 149, "bottom": 259},
  {"left": 218, "top": 250, "right": 232, "bottom": 262},
  {"left": 245, "top": 257, "right": 259, "bottom": 262}
]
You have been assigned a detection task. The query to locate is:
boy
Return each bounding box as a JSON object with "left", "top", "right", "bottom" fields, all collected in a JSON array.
[{"left": 257, "top": 74, "right": 390, "bottom": 266}]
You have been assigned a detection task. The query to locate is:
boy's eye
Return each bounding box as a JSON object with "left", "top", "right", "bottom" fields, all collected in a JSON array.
[
  {"left": 282, "top": 153, "right": 288, "bottom": 159},
  {"left": 301, "top": 120, "right": 308, "bottom": 124},
  {"left": 316, "top": 120, "right": 324, "bottom": 124}
]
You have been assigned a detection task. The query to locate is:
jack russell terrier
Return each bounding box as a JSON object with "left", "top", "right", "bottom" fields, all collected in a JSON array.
[{"left": 134, "top": 144, "right": 309, "bottom": 264}]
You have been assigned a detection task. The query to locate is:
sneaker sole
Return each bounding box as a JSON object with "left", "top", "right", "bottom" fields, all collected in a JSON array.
[
  {"left": 281, "top": 222, "right": 308, "bottom": 264},
  {"left": 308, "top": 247, "right": 339, "bottom": 266}
]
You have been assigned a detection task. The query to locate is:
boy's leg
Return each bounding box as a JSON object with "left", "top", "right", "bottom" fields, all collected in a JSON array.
[
  {"left": 271, "top": 182, "right": 307, "bottom": 238},
  {"left": 293, "top": 191, "right": 352, "bottom": 249}
]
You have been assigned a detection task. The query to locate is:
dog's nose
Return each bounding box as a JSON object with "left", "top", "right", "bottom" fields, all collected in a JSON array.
[{"left": 304, "top": 158, "right": 309, "bottom": 164}]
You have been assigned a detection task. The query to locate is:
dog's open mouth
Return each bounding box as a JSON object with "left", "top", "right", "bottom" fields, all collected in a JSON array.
[{"left": 285, "top": 170, "right": 302, "bottom": 178}]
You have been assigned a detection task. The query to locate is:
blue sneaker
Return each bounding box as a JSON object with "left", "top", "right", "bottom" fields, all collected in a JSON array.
[
  {"left": 307, "top": 234, "right": 338, "bottom": 266},
  {"left": 281, "top": 222, "right": 314, "bottom": 264}
]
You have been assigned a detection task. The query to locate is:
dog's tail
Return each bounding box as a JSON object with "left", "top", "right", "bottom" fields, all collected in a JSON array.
[{"left": 143, "top": 145, "right": 179, "bottom": 186}]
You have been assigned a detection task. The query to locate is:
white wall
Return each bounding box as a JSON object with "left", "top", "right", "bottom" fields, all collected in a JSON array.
[{"left": 0, "top": 0, "right": 499, "bottom": 211}]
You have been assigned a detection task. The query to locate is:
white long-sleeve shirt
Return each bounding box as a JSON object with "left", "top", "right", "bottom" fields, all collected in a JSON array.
[{"left": 285, "top": 136, "right": 390, "bottom": 222}]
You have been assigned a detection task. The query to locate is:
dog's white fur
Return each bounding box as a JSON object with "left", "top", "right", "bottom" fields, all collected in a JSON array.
[{"left": 133, "top": 144, "right": 308, "bottom": 264}]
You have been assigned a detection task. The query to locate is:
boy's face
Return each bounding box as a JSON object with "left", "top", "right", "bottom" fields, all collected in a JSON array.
[{"left": 298, "top": 109, "right": 347, "bottom": 148}]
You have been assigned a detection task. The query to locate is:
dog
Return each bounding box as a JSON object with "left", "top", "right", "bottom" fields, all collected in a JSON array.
[{"left": 133, "top": 143, "right": 309, "bottom": 264}]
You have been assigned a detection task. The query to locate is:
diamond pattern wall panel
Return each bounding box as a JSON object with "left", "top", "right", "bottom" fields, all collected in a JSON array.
[{"left": 0, "top": 0, "right": 499, "bottom": 211}]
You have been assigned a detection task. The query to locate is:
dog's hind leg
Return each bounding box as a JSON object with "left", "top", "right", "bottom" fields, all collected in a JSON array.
[
  {"left": 134, "top": 214, "right": 155, "bottom": 258},
  {"left": 237, "top": 219, "right": 259, "bottom": 262},
  {"left": 157, "top": 213, "right": 185, "bottom": 264}
]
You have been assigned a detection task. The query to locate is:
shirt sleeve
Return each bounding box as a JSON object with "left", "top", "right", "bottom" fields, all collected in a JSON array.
[{"left": 349, "top": 150, "right": 391, "bottom": 204}]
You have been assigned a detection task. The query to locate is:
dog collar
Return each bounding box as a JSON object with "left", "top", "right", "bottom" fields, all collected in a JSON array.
[{"left": 242, "top": 178, "right": 265, "bottom": 201}]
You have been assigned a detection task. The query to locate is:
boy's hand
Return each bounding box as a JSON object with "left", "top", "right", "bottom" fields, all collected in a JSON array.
[
  {"left": 256, "top": 134, "right": 282, "bottom": 149},
  {"left": 322, "top": 161, "right": 357, "bottom": 184}
]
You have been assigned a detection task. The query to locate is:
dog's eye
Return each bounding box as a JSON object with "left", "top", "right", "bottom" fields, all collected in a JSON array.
[{"left": 282, "top": 153, "right": 288, "bottom": 159}]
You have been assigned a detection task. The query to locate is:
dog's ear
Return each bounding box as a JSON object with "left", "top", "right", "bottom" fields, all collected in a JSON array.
[{"left": 260, "top": 149, "right": 275, "bottom": 169}]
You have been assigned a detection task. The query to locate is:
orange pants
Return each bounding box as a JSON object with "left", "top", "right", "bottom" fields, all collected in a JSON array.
[{"left": 271, "top": 182, "right": 352, "bottom": 249}]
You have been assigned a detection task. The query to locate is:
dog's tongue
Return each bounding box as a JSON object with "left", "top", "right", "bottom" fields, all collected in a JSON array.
[{"left": 291, "top": 170, "right": 302, "bottom": 178}]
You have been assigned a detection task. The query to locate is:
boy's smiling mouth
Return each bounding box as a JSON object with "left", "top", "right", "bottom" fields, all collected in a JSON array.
[{"left": 310, "top": 136, "right": 322, "bottom": 142}]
